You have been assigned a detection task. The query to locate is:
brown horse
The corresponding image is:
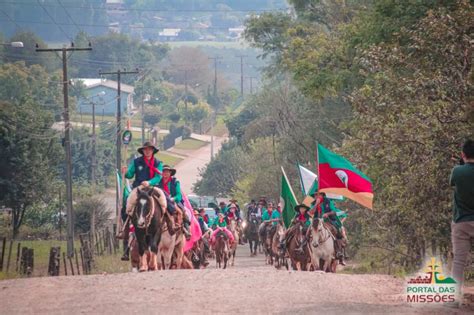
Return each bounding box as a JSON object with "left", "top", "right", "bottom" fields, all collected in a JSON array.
[
  {"left": 285, "top": 222, "right": 313, "bottom": 271},
  {"left": 215, "top": 229, "right": 229, "bottom": 269},
  {"left": 157, "top": 205, "right": 186, "bottom": 270},
  {"left": 228, "top": 219, "right": 240, "bottom": 266},
  {"left": 129, "top": 186, "right": 166, "bottom": 272},
  {"left": 271, "top": 221, "right": 287, "bottom": 269}
]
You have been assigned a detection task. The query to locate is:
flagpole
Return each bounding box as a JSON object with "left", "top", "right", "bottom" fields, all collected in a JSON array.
[{"left": 316, "top": 142, "right": 320, "bottom": 194}]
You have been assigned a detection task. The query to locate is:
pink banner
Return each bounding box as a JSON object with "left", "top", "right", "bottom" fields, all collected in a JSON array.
[{"left": 182, "top": 192, "right": 202, "bottom": 252}]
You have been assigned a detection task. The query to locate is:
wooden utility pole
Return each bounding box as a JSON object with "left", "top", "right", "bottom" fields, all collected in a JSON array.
[
  {"left": 247, "top": 76, "right": 257, "bottom": 95},
  {"left": 237, "top": 55, "right": 247, "bottom": 97},
  {"left": 37, "top": 44, "right": 92, "bottom": 258},
  {"left": 98, "top": 69, "right": 139, "bottom": 218},
  {"left": 208, "top": 56, "right": 222, "bottom": 98}
]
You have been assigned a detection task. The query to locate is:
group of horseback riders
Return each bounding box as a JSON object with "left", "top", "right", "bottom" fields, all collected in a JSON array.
[
  {"left": 246, "top": 194, "right": 348, "bottom": 269},
  {"left": 120, "top": 141, "right": 348, "bottom": 271}
]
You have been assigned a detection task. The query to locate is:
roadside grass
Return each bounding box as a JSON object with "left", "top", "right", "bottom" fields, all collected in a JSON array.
[
  {"left": 173, "top": 139, "right": 208, "bottom": 150},
  {"left": 0, "top": 240, "right": 81, "bottom": 280},
  {"left": 157, "top": 152, "right": 183, "bottom": 165},
  {"left": 0, "top": 239, "right": 132, "bottom": 280}
]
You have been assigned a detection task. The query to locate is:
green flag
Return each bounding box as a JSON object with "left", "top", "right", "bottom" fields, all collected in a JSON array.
[{"left": 280, "top": 166, "right": 298, "bottom": 228}]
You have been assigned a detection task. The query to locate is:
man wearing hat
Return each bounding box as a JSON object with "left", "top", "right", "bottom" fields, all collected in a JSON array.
[
  {"left": 313, "top": 192, "right": 346, "bottom": 265},
  {"left": 121, "top": 141, "right": 163, "bottom": 260},
  {"left": 158, "top": 164, "right": 191, "bottom": 239},
  {"left": 216, "top": 201, "right": 226, "bottom": 216},
  {"left": 287, "top": 204, "right": 312, "bottom": 254}
]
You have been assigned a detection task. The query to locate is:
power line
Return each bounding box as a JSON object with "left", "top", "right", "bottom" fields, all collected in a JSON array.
[
  {"left": 36, "top": 0, "right": 73, "bottom": 41},
  {"left": 0, "top": 8, "right": 23, "bottom": 30},
  {"left": 57, "top": 0, "right": 82, "bottom": 35}
]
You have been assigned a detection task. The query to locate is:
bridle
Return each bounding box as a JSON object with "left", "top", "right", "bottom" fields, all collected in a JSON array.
[
  {"left": 312, "top": 219, "right": 333, "bottom": 248},
  {"left": 133, "top": 193, "right": 156, "bottom": 234}
]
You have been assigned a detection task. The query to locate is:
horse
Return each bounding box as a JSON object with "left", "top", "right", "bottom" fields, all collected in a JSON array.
[
  {"left": 215, "top": 229, "right": 229, "bottom": 269},
  {"left": 259, "top": 222, "right": 274, "bottom": 265},
  {"left": 228, "top": 219, "right": 240, "bottom": 266},
  {"left": 285, "top": 222, "right": 313, "bottom": 271},
  {"left": 129, "top": 186, "right": 166, "bottom": 272},
  {"left": 245, "top": 214, "right": 260, "bottom": 256},
  {"left": 156, "top": 204, "right": 186, "bottom": 270},
  {"left": 271, "top": 221, "right": 288, "bottom": 269},
  {"left": 311, "top": 218, "right": 337, "bottom": 272}
]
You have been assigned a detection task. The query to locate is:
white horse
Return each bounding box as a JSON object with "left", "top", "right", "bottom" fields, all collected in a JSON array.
[{"left": 311, "top": 218, "right": 337, "bottom": 272}]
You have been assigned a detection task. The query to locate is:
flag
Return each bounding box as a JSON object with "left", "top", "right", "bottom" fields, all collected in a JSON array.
[
  {"left": 297, "top": 164, "right": 344, "bottom": 200},
  {"left": 117, "top": 171, "right": 132, "bottom": 200},
  {"left": 279, "top": 166, "right": 298, "bottom": 228},
  {"left": 317, "top": 143, "right": 374, "bottom": 209},
  {"left": 182, "top": 191, "right": 202, "bottom": 252}
]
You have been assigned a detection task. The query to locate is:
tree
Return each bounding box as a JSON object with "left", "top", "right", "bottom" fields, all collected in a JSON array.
[
  {"left": 143, "top": 107, "right": 162, "bottom": 127},
  {"left": 0, "top": 100, "right": 62, "bottom": 238}
]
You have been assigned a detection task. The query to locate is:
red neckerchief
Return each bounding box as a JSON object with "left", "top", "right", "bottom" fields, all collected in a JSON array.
[
  {"left": 316, "top": 196, "right": 323, "bottom": 217},
  {"left": 161, "top": 176, "right": 171, "bottom": 195},
  {"left": 298, "top": 213, "right": 306, "bottom": 221},
  {"left": 143, "top": 156, "right": 162, "bottom": 179}
]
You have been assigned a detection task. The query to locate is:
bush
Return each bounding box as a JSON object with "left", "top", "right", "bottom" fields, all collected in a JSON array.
[
  {"left": 182, "top": 126, "right": 192, "bottom": 139},
  {"left": 168, "top": 112, "right": 181, "bottom": 123},
  {"left": 74, "top": 197, "right": 111, "bottom": 234}
]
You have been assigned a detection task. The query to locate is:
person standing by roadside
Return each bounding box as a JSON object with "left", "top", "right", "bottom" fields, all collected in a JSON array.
[{"left": 450, "top": 139, "right": 474, "bottom": 305}]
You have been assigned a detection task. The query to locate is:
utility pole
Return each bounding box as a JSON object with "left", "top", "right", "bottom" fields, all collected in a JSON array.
[
  {"left": 208, "top": 57, "right": 221, "bottom": 161},
  {"left": 37, "top": 44, "right": 92, "bottom": 258},
  {"left": 98, "top": 69, "right": 139, "bottom": 218},
  {"left": 247, "top": 76, "right": 257, "bottom": 95},
  {"left": 208, "top": 56, "right": 222, "bottom": 99},
  {"left": 184, "top": 68, "right": 188, "bottom": 124},
  {"left": 237, "top": 55, "right": 247, "bottom": 97}
]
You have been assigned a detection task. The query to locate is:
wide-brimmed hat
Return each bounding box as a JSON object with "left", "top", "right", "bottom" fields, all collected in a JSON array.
[
  {"left": 229, "top": 198, "right": 238, "bottom": 203},
  {"left": 162, "top": 164, "right": 176, "bottom": 176},
  {"left": 137, "top": 141, "right": 159, "bottom": 155},
  {"left": 228, "top": 203, "right": 237, "bottom": 209},
  {"left": 294, "top": 204, "right": 310, "bottom": 212}
]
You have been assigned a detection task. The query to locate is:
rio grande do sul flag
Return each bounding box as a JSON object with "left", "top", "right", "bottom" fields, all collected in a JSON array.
[{"left": 317, "top": 143, "right": 374, "bottom": 209}]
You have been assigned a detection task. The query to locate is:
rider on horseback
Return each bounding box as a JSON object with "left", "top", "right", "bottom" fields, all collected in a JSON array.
[
  {"left": 121, "top": 141, "right": 163, "bottom": 261},
  {"left": 289, "top": 204, "right": 311, "bottom": 254},
  {"left": 259, "top": 202, "right": 279, "bottom": 240},
  {"left": 210, "top": 213, "right": 235, "bottom": 249},
  {"left": 158, "top": 165, "right": 191, "bottom": 240},
  {"left": 313, "top": 192, "right": 347, "bottom": 266}
]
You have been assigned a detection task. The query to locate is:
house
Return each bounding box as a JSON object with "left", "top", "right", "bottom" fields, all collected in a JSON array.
[
  {"left": 73, "top": 78, "right": 135, "bottom": 116},
  {"left": 158, "top": 28, "right": 181, "bottom": 41}
]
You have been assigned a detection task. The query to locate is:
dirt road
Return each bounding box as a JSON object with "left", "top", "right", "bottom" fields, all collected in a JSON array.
[
  {"left": 1, "top": 245, "right": 468, "bottom": 314},
  {"left": 174, "top": 136, "right": 227, "bottom": 193}
]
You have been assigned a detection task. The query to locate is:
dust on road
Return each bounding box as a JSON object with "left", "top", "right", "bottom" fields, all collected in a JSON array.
[{"left": 0, "top": 245, "right": 469, "bottom": 314}]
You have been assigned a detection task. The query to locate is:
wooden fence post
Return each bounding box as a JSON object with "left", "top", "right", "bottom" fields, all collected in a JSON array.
[
  {"left": 15, "top": 242, "right": 21, "bottom": 272},
  {"left": 68, "top": 255, "right": 74, "bottom": 276},
  {"left": 48, "top": 247, "right": 61, "bottom": 276},
  {"left": 74, "top": 249, "right": 80, "bottom": 275},
  {"left": 6, "top": 240, "right": 13, "bottom": 272},
  {"left": 63, "top": 252, "right": 68, "bottom": 276},
  {"left": 0, "top": 236, "right": 6, "bottom": 271}
]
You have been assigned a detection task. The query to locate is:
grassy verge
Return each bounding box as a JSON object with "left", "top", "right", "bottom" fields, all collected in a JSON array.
[
  {"left": 174, "top": 139, "right": 208, "bottom": 150},
  {"left": 156, "top": 152, "right": 183, "bottom": 166},
  {"left": 0, "top": 239, "right": 132, "bottom": 280},
  {"left": 0, "top": 240, "right": 82, "bottom": 280}
]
